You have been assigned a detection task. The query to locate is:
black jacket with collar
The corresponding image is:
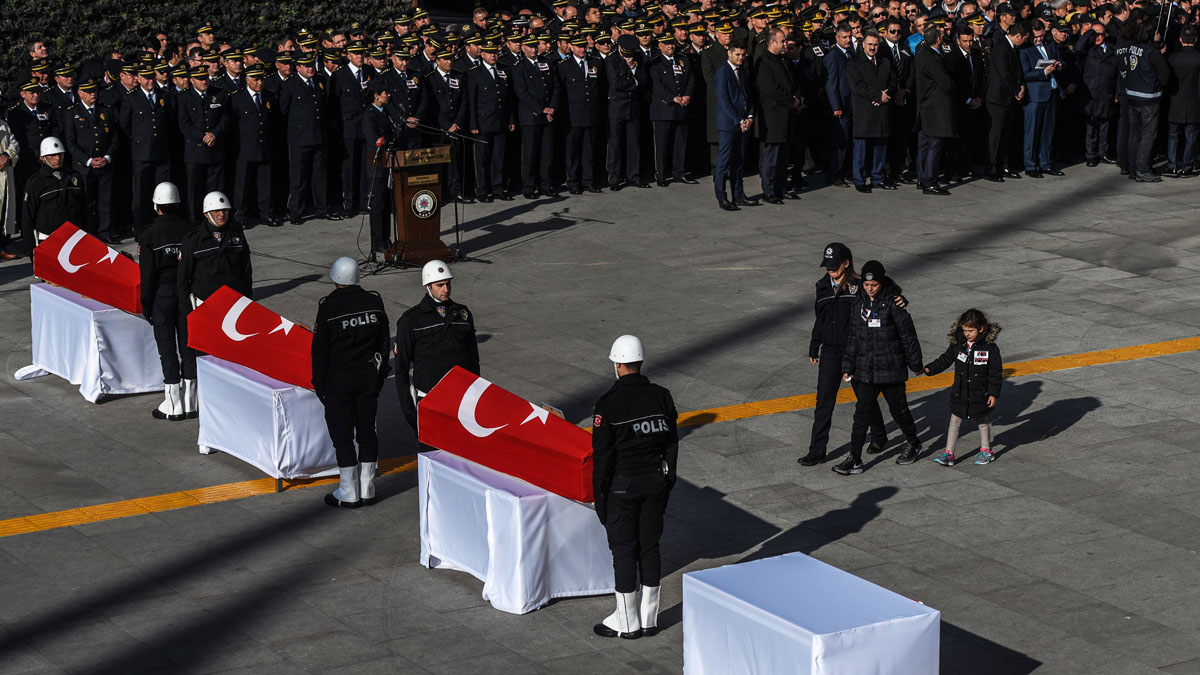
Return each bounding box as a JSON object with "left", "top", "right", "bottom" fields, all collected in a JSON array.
[
  {"left": 841, "top": 282, "right": 923, "bottom": 384},
  {"left": 393, "top": 293, "right": 480, "bottom": 425},
  {"left": 176, "top": 220, "right": 252, "bottom": 309},
  {"left": 809, "top": 274, "right": 904, "bottom": 358},
  {"left": 312, "top": 285, "right": 392, "bottom": 395},
  {"left": 924, "top": 322, "right": 1003, "bottom": 418},
  {"left": 592, "top": 373, "right": 679, "bottom": 501}
]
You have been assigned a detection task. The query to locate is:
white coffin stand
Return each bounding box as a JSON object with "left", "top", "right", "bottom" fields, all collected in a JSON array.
[
  {"left": 195, "top": 355, "right": 337, "bottom": 480},
  {"left": 683, "top": 552, "right": 940, "bottom": 675},
  {"left": 418, "top": 450, "right": 614, "bottom": 615},
  {"left": 15, "top": 283, "right": 163, "bottom": 402}
]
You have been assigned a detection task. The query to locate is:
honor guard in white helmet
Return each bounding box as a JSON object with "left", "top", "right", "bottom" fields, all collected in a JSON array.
[
  {"left": 591, "top": 335, "right": 679, "bottom": 640},
  {"left": 19, "top": 135, "right": 85, "bottom": 256},
  {"left": 313, "top": 257, "right": 392, "bottom": 508},
  {"left": 138, "top": 182, "right": 195, "bottom": 422},
  {"left": 175, "top": 191, "right": 253, "bottom": 422},
  {"left": 393, "top": 260, "right": 480, "bottom": 433}
]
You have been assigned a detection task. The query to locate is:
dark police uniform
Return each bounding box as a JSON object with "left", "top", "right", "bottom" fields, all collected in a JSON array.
[
  {"left": 138, "top": 211, "right": 195, "bottom": 384},
  {"left": 383, "top": 67, "right": 429, "bottom": 149},
  {"left": 331, "top": 63, "right": 371, "bottom": 214},
  {"left": 591, "top": 373, "right": 679, "bottom": 594},
  {"left": 178, "top": 86, "right": 229, "bottom": 220},
  {"left": 361, "top": 96, "right": 400, "bottom": 252},
  {"left": 425, "top": 65, "right": 469, "bottom": 199},
  {"left": 512, "top": 55, "right": 560, "bottom": 196},
  {"left": 176, "top": 219, "right": 253, "bottom": 311},
  {"left": 466, "top": 59, "right": 515, "bottom": 201},
  {"left": 120, "top": 86, "right": 172, "bottom": 234},
  {"left": 63, "top": 101, "right": 117, "bottom": 239},
  {"left": 649, "top": 49, "right": 695, "bottom": 183},
  {"left": 393, "top": 293, "right": 480, "bottom": 430},
  {"left": 5, "top": 100, "right": 60, "bottom": 193},
  {"left": 229, "top": 87, "right": 279, "bottom": 224},
  {"left": 20, "top": 162, "right": 85, "bottom": 254},
  {"left": 312, "top": 285, "right": 392, "bottom": 470},
  {"left": 280, "top": 74, "right": 333, "bottom": 221}
]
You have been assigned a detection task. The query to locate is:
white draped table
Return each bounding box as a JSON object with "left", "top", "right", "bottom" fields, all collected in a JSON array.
[
  {"left": 683, "top": 552, "right": 940, "bottom": 675},
  {"left": 15, "top": 283, "right": 163, "bottom": 402},
  {"left": 418, "top": 450, "right": 614, "bottom": 614}
]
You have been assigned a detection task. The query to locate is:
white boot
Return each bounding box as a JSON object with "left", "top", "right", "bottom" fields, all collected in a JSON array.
[
  {"left": 639, "top": 585, "right": 661, "bottom": 636},
  {"left": 152, "top": 382, "right": 185, "bottom": 421},
  {"left": 324, "top": 466, "right": 362, "bottom": 508},
  {"left": 594, "top": 591, "right": 641, "bottom": 639},
  {"left": 359, "top": 462, "right": 378, "bottom": 506},
  {"left": 182, "top": 378, "right": 199, "bottom": 419}
]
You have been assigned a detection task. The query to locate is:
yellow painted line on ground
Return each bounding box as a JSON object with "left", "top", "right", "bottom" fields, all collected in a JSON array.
[{"left": 1, "top": 336, "right": 1197, "bottom": 540}]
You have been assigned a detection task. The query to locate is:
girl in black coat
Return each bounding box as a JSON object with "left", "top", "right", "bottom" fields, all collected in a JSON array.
[
  {"left": 838, "top": 260, "right": 924, "bottom": 474},
  {"left": 923, "top": 308, "right": 1003, "bottom": 465}
]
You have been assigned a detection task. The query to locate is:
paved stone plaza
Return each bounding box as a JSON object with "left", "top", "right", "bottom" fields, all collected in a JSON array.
[{"left": 2, "top": 166, "right": 1200, "bottom": 674}]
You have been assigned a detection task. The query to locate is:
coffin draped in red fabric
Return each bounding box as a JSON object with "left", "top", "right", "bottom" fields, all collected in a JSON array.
[
  {"left": 186, "top": 285, "right": 314, "bottom": 388},
  {"left": 33, "top": 222, "right": 142, "bottom": 314}
]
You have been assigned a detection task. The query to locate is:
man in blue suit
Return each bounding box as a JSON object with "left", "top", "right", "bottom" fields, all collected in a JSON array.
[
  {"left": 823, "top": 25, "right": 855, "bottom": 187},
  {"left": 713, "top": 41, "right": 759, "bottom": 211},
  {"left": 1019, "top": 21, "right": 1065, "bottom": 178}
]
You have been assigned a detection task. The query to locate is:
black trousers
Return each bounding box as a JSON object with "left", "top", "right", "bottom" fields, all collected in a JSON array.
[
  {"left": 287, "top": 144, "right": 328, "bottom": 219},
  {"left": 605, "top": 472, "right": 669, "bottom": 593},
  {"left": 986, "top": 101, "right": 1016, "bottom": 173},
  {"left": 1126, "top": 103, "right": 1159, "bottom": 174},
  {"left": 185, "top": 163, "right": 224, "bottom": 222},
  {"left": 828, "top": 115, "right": 852, "bottom": 181},
  {"left": 367, "top": 161, "right": 391, "bottom": 251},
  {"left": 654, "top": 119, "right": 687, "bottom": 181},
  {"left": 607, "top": 117, "right": 641, "bottom": 185},
  {"left": 341, "top": 135, "right": 367, "bottom": 212},
  {"left": 151, "top": 288, "right": 193, "bottom": 384},
  {"left": 809, "top": 348, "right": 885, "bottom": 457},
  {"left": 234, "top": 160, "right": 275, "bottom": 220},
  {"left": 759, "top": 142, "right": 786, "bottom": 199},
  {"left": 473, "top": 131, "right": 507, "bottom": 197},
  {"left": 849, "top": 381, "right": 919, "bottom": 460},
  {"left": 1085, "top": 115, "right": 1111, "bottom": 161},
  {"left": 916, "top": 132, "right": 945, "bottom": 188},
  {"left": 79, "top": 169, "right": 112, "bottom": 237},
  {"left": 520, "top": 123, "right": 554, "bottom": 193},
  {"left": 321, "top": 381, "right": 380, "bottom": 468},
  {"left": 131, "top": 160, "right": 170, "bottom": 235},
  {"left": 566, "top": 126, "right": 596, "bottom": 189}
]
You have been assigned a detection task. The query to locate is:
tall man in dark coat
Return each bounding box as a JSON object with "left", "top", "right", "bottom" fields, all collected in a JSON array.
[
  {"left": 229, "top": 66, "right": 281, "bottom": 227},
  {"left": 914, "top": 28, "right": 956, "bottom": 195},
  {"left": 512, "top": 35, "right": 560, "bottom": 198},
  {"left": 558, "top": 35, "right": 604, "bottom": 194},
  {"left": 755, "top": 29, "right": 799, "bottom": 204},
  {"left": 880, "top": 19, "right": 916, "bottom": 185},
  {"left": 984, "top": 23, "right": 1029, "bottom": 181},
  {"left": 649, "top": 35, "right": 696, "bottom": 186},
  {"left": 281, "top": 55, "right": 340, "bottom": 224},
  {"left": 1075, "top": 24, "right": 1119, "bottom": 167},
  {"left": 63, "top": 80, "right": 117, "bottom": 240},
  {"left": 178, "top": 68, "right": 229, "bottom": 221},
  {"left": 466, "top": 42, "right": 515, "bottom": 203},
  {"left": 824, "top": 25, "right": 855, "bottom": 187},
  {"left": 947, "top": 26, "right": 986, "bottom": 179},
  {"left": 606, "top": 37, "right": 651, "bottom": 190},
  {"left": 845, "top": 31, "right": 895, "bottom": 193},
  {"left": 1165, "top": 26, "right": 1200, "bottom": 176}
]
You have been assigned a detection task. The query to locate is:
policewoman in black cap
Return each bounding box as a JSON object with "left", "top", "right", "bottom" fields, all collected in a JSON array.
[{"left": 362, "top": 77, "right": 402, "bottom": 257}]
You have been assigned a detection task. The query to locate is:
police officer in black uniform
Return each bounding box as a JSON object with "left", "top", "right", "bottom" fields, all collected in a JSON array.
[
  {"left": 138, "top": 182, "right": 193, "bottom": 421},
  {"left": 281, "top": 54, "right": 341, "bottom": 224},
  {"left": 64, "top": 80, "right": 117, "bottom": 242},
  {"left": 179, "top": 67, "right": 229, "bottom": 221},
  {"left": 393, "top": 260, "right": 480, "bottom": 433},
  {"left": 512, "top": 34, "right": 560, "bottom": 198},
  {"left": 20, "top": 136, "right": 85, "bottom": 257},
  {"left": 229, "top": 66, "right": 282, "bottom": 227},
  {"left": 592, "top": 334, "right": 678, "bottom": 641},
  {"left": 313, "top": 256, "right": 392, "bottom": 509},
  {"left": 176, "top": 190, "right": 253, "bottom": 418},
  {"left": 121, "top": 65, "right": 173, "bottom": 236},
  {"left": 362, "top": 78, "right": 401, "bottom": 258},
  {"left": 799, "top": 243, "right": 906, "bottom": 466},
  {"left": 7, "top": 79, "right": 60, "bottom": 199}
]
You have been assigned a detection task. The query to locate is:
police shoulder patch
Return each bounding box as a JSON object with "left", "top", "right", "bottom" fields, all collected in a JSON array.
[{"left": 594, "top": 414, "right": 603, "bottom": 426}]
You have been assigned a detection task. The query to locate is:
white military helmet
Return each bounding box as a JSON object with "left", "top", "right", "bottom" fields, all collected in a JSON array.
[
  {"left": 609, "top": 335, "right": 645, "bottom": 364},
  {"left": 329, "top": 256, "right": 359, "bottom": 286},
  {"left": 40, "top": 136, "right": 65, "bottom": 157},
  {"left": 152, "top": 182, "right": 181, "bottom": 205},
  {"left": 421, "top": 259, "right": 453, "bottom": 286},
  {"left": 202, "top": 191, "right": 231, "bottom": 214}
]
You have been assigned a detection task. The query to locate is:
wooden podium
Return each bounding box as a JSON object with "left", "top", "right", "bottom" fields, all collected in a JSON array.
[{"left": 373, "top": 145, "right": 453, "bottom": 266}]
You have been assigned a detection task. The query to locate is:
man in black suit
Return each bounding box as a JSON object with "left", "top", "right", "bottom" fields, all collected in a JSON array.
[
  {"left": 1074, "top": 24, "right": 1119, "bottom": 167},
  {"left": 845, "top": 31, "right": 895, "bottom": 193},
  {"left": 512, "top": 35, "right": 560, "bottom": 198},
  {"left": 63, "top": 80, "right": 117, "bottom": 240},
  {"left": 880, "top": 19, "right": 915, "bottom": 185},
  {"left": 755, "top": 28, "right": 799, "bottom": 204},
  {"left": 823, "top": 25, "right": 855, "bottom": 187},
  {"left": 280, "top": 54, "right": 341, "bottom": 223},
  {"left": 1165, "top": 26, "right": 1200, "bottom": 176},
  {"left": 5, "top": 80, "right": 60, "bottom": 199},
  {"left": 229, "top": 66, "right": 281, "bottom": 227},
  {"left": 332, "top": 42, "right": 375, "bottom": 216},
  {"left": 121, "top": 68, "right": 173, "bottom": 235},
  {"left": 984, "top": 22, "right": 1029, "bottom": 181},
  {"left": 425, "top": 48, "right": 470, "bottom": 202},
  {"left": 558, "top": 35, "right": 605, "bottom": 194},
  {"left": 946, "top": 26, "right": 986, "bottom": 179},
  {"left": 178, "top": 67, "right": 229, "bottom": 221},
  {"left": 914, "top": 28, "right": 956, "bottom": 195},
  {"left": 649, "top": 34, "right": 696, "bottom": 186},
  {"left": 466, "top": 42, "right": 515, "bottom": 203},
  {"left": 606, "top": 37, "right": 651, "bottom": 191}
]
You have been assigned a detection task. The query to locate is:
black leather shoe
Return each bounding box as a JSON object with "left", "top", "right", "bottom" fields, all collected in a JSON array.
[
  {"left": 678, "top": 176, "right": 699, "bottom": 184},
  {"left": 1003, "top": 169, "right": 1022, "bottom": 178},
  {"left": 1101, "top": 156, "right": 1117, "bottom": 164},
  {"left": 923, "top": 186, "right": 950, "bottom": 195},
  {"left": 984, "top": 173, "right": 1004, "bottom": 182},
  {"left": 797, "top": 454, "right": 826, "bottom": 466},
  {"left": 587, "top": 186, "right": 603, "bottom": 193},
  {"left": 784, "top": 191, "right": 803, "bottom": 200},
  {"left": 763, "top": 196, "right": 784, "bottom": 204},
  {"left": 855, "top": 184, "right": 872, "bottom": 193},
  {"left": 1086, "top": 159, "right": 1099, "bottom": 167},
  {"left": 288, "top": 217, "right": 302, "bottom": 225},
  {"left": 1045, "top": 168, "right": 1065, "bottom": 176},
  {"left": 326, "top": 212, "right": 346, "bottom": 221},
  {"left": 634, "top": 182, "right": 652, "bottom": 188},
  {"left": 609, "top": 183, "right": 623, "bottom": 192},
  {"left": 523, "top": 191, "right": 538, "bottom": 199},
  {"left": 657, "top": 180, "right": 670, "bottom": 187},
  {"left": 497, "top": 193, "right": 515, "bottom": 201},
  {"left": 568, "top": 187, "right": 583, "bottom": 195},
  {"left": 718, "top": 200, "right": 740, "bottom": 211},
  {"left": 1024, "top": 170, "right": 1042, "bottom": 178},
  {"left": 456, "top": 195, "right": 476, "bottom": 204},
  {"left": 593, "top": 623, "right": 641, "bottom": 639},
  {"left": 878, "top": 182, "right": 898, "bottom": 190},
  {"left": 324, "top": 493, "right": 361, "bottom": 509},
  {"left": 479, "top": 195, "right": 494, "bottom": 203},
  {"left": 829, "top": 178, "right": 849, "bottom": 188},
  {"left": 1119, "top": 167, "right": 1129, "bottom": 175},
  {"left": 735, "top": 197, "right": 760, "bottom": 206}
]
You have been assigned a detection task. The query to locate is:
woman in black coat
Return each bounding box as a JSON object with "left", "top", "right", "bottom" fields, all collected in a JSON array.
[
  {"left": 924, "top": 309, "right": 1003, "bottom": 465},
  {"left": 838, "top": 260, "right": 924, "bottom": 474}
]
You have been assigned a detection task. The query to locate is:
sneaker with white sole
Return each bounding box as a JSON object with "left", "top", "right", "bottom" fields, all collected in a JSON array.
[
  {"left": 974, "top": 449, "right": 995, "bottom": 465},
  {"left": 933, "top": 451, "right": 956, "bottom": 466},
  {"left": 832, "top": 457, "right": 864, "bottom": 475}
]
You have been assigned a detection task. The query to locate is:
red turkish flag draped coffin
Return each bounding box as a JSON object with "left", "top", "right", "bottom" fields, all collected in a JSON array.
[
  {"left": 419, "top": 366, "right": 595, "bottom": 502},
  {"left": 187, "top": 286, "right": 315, "bottom": 388},
  {"left": 33, "top": 222, "right": 142, "bottom": 314}
]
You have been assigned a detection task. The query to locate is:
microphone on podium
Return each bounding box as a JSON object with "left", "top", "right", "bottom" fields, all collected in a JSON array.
[{"left": 374, "top": 136, "right": 386, "bottom": 164}]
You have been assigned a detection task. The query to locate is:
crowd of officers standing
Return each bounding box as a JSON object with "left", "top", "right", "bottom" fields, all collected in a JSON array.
[{"left": 3, "top": 0, "right": 1199, "bottom": 261}]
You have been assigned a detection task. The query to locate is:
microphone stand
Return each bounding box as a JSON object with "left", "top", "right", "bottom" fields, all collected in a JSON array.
[{"left": 411, "top": 121, "right": 492, "bottom": 265}]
